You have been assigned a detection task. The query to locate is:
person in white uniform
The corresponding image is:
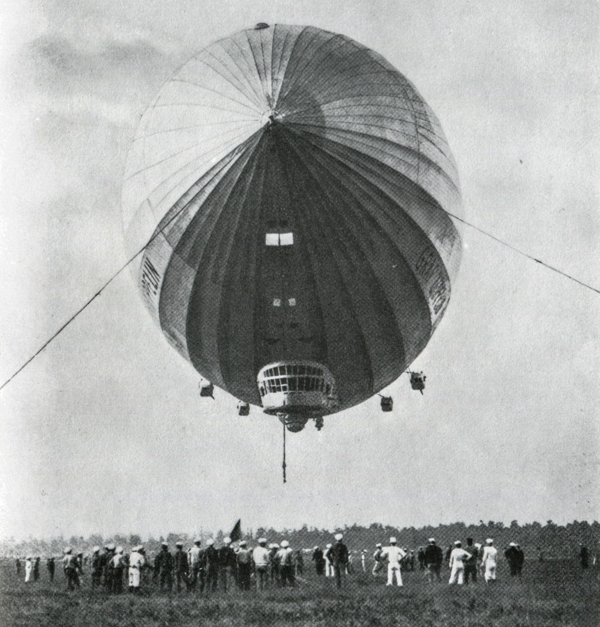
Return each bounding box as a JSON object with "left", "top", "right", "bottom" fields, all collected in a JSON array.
[
  {"left": 24, "top": 557, "right": 33, "bottom": 583},
  {"left": 448, "top": 541, "right": 471, "bottom": 584},
  {"left": 480, "top": 539, "right": 498, "bottom": 583},
  {"left": 381, "top": 537, "right": 406, "bottom": 587},
  {"left": 324, "top": 543, "right": 334, "bottom": 577},
  {"left": 128, "top": 546, "right": 146, "bottom": 593}
]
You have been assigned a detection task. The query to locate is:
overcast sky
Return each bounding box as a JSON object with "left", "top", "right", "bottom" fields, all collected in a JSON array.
[{"left": 0, "top": 0, "right": 598, "bottom": 541}]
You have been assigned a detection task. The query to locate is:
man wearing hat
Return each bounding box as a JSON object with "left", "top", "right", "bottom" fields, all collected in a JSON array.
[
  {"left": 188, "top": 539, "right": 205, "bottom": 593},
  {"left": 204, "top": 539, "right": 219, "bottom": 593},
  {"left": 269, "top": 543, "right": 281, "bottom": 586},
  {"left": 128, "top": 546, "right": 145, "bottom": 594},
  {"left": 253, "top": 538, "right": 270, "bottom": 591},
  {"left": 372, "top": 543, "right": 383, "bottom": 576},
  {"left": 381, "top": 538, "right": 406, "bottom": 587},
  {"left": 329, "top": 533, "right": 349, "bottom": 589},
  {"left": 424, "top": 538, "right": 443, "bottom": 583},
  {"left": 110, "top": 547, "right": 126, "bottom": 594},
  {"left": 218, "top": 537, "right": 237, "bottom": 592},
  {"left": 102, "top": 544, "right": 116, "bottom": 590},
  {"left": 448, "top": 541, "right": 471, "bottom": 585},
  {"left": 62, "top": 548, "right": 82, "bottom": 591},
  {"left": 312, "top": 546, "right": 325, "bottom": 576},
  {"left": 480, "top": 539, "right": 498, "bottom": 583},
  {"left": 464, "top": 538, "right": 479, "bottom": 584},
  {"left": 174, "top": 542, "right": 189, "bottom": 592},
  {"left": 504, "top": 542, "right": 521, "bottom": 577},
  {"left": 236, "top": 540, "right": 252, "bottom": 590},
  {"left": 90, "top": 547, "right": 102, "bottom": 590},
  {"left": 155, "top": 542, "right": 174, "bottom": 592},
  {"left": 324, "top": 543, "right": 334, "bottom": 578},
  {"left": 277, "top": 541, "right": 295, "bottom": 587}
]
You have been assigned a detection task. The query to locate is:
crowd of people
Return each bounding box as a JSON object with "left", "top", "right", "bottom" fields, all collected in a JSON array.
[{"left": 13, "top": 535, "right": 590, "bottom": 593}]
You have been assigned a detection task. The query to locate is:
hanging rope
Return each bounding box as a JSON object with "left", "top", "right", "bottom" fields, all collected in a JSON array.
[{"left": 282, "top": 421, "right": 287, "bottom": 484}]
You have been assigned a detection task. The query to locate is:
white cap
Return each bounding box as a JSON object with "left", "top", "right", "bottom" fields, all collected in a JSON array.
[
  {"left": 314, "top": 546, "right": 319, "bottom": 550},
  {"left": 454, "top": 541, "right": 461, "bottom": 546},
  {"left": 390, "top": 537, "right": 397, "bottom": 544},
  {"left": 64, "top": 547, "right": 72, "bottom": 554},
  {"left": 428, "top": 538, "right": 435, "bottom": 543},
  {"left": 376, "top": 543, "right": 382, "bottom": 547},
  {"left": 259, "top": 538, "right": 267, "bottom": 544},
  {"left": 509, "top": 542, "right": 517, "bottom": 547},
  {"left": 93, "top": 546, "right": 100, "bottom": 553},
  {"left": 223, "top": 537, "right": 232, "bottom": 545},
  {"left": 281, "top": 540, "right": 289, "bottom": 548},
  {"left": 239, "top": 541, "right": 247, "bottom": 547},
  {"left": 326, "top": 543, "right": 332, "bottom": 548},
  {"left": 107, "top": 544, "right": 116, "bottom": 550},
  {"left": 486, "top": 538, "right": 494, "bottom": 545},
  {"left": 206, "top": 539, "right": 214, "bottom": 546},
  {"left": 335, "top": 533, "right": 343, "bottom": 541},
  {"left": 116, "top": 547, "right": 123, "bottom": 554}
]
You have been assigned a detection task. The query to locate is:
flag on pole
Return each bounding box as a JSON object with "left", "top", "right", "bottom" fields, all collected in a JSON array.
[{"left": 229, "top": 519, "right": 242, "bottom": 542}]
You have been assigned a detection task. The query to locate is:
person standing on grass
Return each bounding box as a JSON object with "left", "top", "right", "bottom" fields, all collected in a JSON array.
[
  {"left": 464, "top": 538, "right": 479, "bottom": 584},
  {"left": 16, "top": 557, "right": 22, "bottom": 578},
  {"left": 417, "top": 547, "right": 425, "bottom": 570},
  {"left": 372, "top": 543, "right": 383, "bottom": 576},
  {"left": 33, "top": 557, "right": 41, "bottom": 582},
  {"left": 505, "top": 542, "right": 520, "bottom": 576},
  {"left": 204, "top": 539, "right": 219, "bottom": 593},
  {"left": 381, "top": 537, "right": 406, "bottom": 587},
  {"left": 515, "top": 544, "right": 524, "bottom": 576},
  {"left": 174, "top": 542, "right": 189, "bottom": 592},
  {"left": 47, "top": 557, "right": 56, "bottom": 582},
  {"left": 24, "top": 556, "right": 33, "bottom": 583},
  {"left": 218, "top": 537, "right": 237, "bottom": 592},
  {"left": 324, "top": 543, "right": 334, "bottom": 578},
  {"left": 329, "top": 533, "right": 349, "bottom": 589},
  {"left": 579, "top": 545, "right": 589, "bottom": 569},
  {"left": 361, "top": 550, "right": 367, "bottom": 573},
  {"left": 253, "top": 538, "right": 270, "bottom": 591},
  {"left": 128, "top": 546, "right": 145, "bottom": 594},
  {"left": 312, "top": 546, "right": 325, "bottom": 576},
  {"left": 480, "top": 539, "right": 498, "bottom": 583},
  {"left": 188, "top": 539, "right": 205, "bottom": 593},
  {"left": 90, "top": 547, "right": 102, "bottom": 590},
  {"left": 156, "top": 542, "right": 174, "bottom": 592},
  {"left": 111, "top": 547, "right": 126, "bottom": 594},
  {"left": 269, "top": 543, "right": 281, "bottom": 586},
  {"left": 448, "top": 541, "right": 471, "bottom": 585},
  {"left": 424, "top": 538, "right": 443, "bottom": 583},
  {"left": 236, "top": 540, "right": 253, "bottom": 590},
  {"left": 277, "top": 540, "right": 295, "bottom": 587},
  {"left": 62, "top": 548, "right": 82, "bottom": 590}
]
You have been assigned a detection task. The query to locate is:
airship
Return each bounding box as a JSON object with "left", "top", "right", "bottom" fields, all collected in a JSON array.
[{"left": 122, "top": 24, "right": 462, "bottom": 433}]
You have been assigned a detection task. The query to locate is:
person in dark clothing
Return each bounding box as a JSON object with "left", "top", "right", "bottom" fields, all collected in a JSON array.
[
  {"left": 269, "top": 544, "right": 281, "bottom": 585},
  {"left": 464, "top": 538, "right": 479, "bottom": 584},
  {"left": 204, "top": 539, "right": 219, "bottom": 593},
  {"left": 155, "top": 543, "right": 174, "bottom": 592},
  {"left": 90, "top": 547, "right": 102, "bottom": 590},
  {"left": 33, "top": 557, "right": 41, "bottom": 581},
  {"left": 218, "top": 537, "right": 237, "bottom": 592},
  {"left": 579, "top": 545, "right": 589, "bottom": 569},
  {"left": 46, "top": 557, "right": 55, "bottom": 582},
  {"left": 424, "top": 538, "right": 443, "bottom": 582},
  {"left": 62, "top": 548, "right": 81, "bottom": 591},
  {"left": 277, "top": 541, "right": 295, "bottom": 587},
  {"left": 16, "top": 558, "right": 22, "bottom": 577},
  {"left": 329, "top": 534, "right": 349, "bottom": 589},
  {"left": 236, "top": 541, "right": 252, "bottom": 590},
  {"left": 295, "top": 549, "right": 304, "bottom": 576},
  {"left": 417, "top": 547, "right": 425, "bottom": 570},
  {"left": 515, "top": 545, "right": 524, "bottom": 576},
  {"left": 504, "top": 543, "right": 520, "bottom": 576},
  {"left": 312, "top": 547, "right": 325, "bottom": 576},
  {"left": 174, "top": 542, "right": 189, "bottom": 592},
  {"left": 101, "top": 545, "right": 115, "bottom": 589}
]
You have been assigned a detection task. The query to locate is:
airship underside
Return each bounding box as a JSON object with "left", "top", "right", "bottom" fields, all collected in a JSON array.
[{"left": 123, "top": 24, "right": 462, "bottom": 430}]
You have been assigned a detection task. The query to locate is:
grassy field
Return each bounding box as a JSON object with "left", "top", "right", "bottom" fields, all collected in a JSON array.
[{"left": 0, "top": 559, "right": 598, "bottom": 627}]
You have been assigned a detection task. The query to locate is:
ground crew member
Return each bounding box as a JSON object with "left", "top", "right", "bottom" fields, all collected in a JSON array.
[
  {"left": 33, "top": 557, "right": 40, "bottom": 581},
  {"left": 269, "top": 543, "right": 281, "bottom": 585},
  {"left": 277, "top": 540, "right": 295, "bottom": 587},
  {"left": 156, "top": 542, "right": 174, "bottom": 592},
  {"left": 90, "top": 547, "right": 102, "bottom": 589},
  {"left": 505, "top": 542, "right": 520, "bottom": 576},
  {"left": 62, "top": 548, "right": 81, "bottom": 590},
  {"left": 253, "top": 538, "right": 270, "bottom": 591},
  {"left": 295, "top": 549, "right": 304, "bottom": 576},
  {"left": 579, "top": 545, "right": 589, "bottom": 569},
  {"left": 417, "top": 547, "right": 425, "bottom": 570},
  {"left": 361, "top": 550, "right": 367, "bottom": 573},
  {"left": 188, "top": 539, "right": 205, "bottom": 593},
  {"left": 480, "top": 539, "right": 498, "bottom": 583},
  {"left": 312, "top": 546, "right": 325, "bottom": 576},
  {"left": 102, "top": 544, "right": 116, "bottom": 589},
  {"left": 236, "top": 540, "right": 252, "bottom": 590},
  {"left": 372, "top": 543, "right": 383, "bottom": 576},
  {"left": 46, "top": 557, "right": 55, "bottom": 582},
  {"left": 448, "top": 541, "right": 471, "bottom": 585},
  {"left": 424, "top": 538, "right": 443, "bottom": 583},
  {"left": 174, "top": 542, "right": 189, "bottom": 592},
  {"left": 329, "top": 533, "right": 349, "bottom": 589},
  {"left": 464, "top": 538, "right": 479, "bottom": 584},
  {"left": 111, "top": 547, "right": 126, "bottom": 594},
  {"left": 204, "top": 539, "right": 219, "bottom": 592},
  {"left": 324, "top": 543, "right": 334, "bottom": 577},
  {"left": 128, "top": 546, "right": 145, "bottom": 593},
  {"left": 381, "top": 537, "right": 406, "bottom": 587},
  {"left": 218, "top": 537, "right": 237, "bottom": 592},
  {"left": 24, "top": 557, "right": 33, "bottom": 582},
  {"left": 515, "top": 544, "right": 524, "bottom": 576}
]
